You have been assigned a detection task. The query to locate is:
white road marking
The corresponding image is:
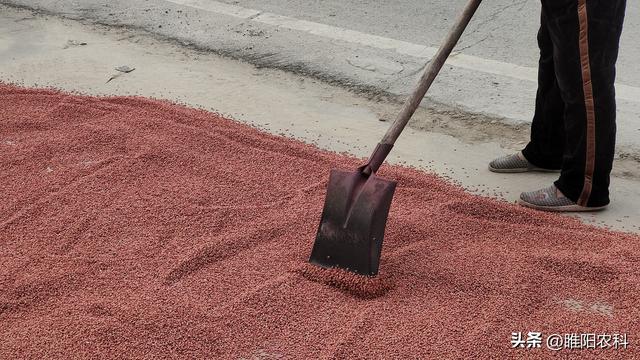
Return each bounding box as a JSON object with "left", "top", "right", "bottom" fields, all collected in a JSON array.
[
  {"left": 165, "top": 0, "right": 640, "bottom": 103},
  {"left": 167, "top": 0, "right": 260, "bottom": 18},
  {"left": 253, "top": 12, "right": 437, "bottom": 59}
]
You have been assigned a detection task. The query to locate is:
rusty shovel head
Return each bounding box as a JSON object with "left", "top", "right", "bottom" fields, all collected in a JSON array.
[{"left": 309, "top": 168, "right": 397, "bottom": 276}]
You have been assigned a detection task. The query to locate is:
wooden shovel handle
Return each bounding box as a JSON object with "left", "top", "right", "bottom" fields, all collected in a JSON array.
[{"left": 380, "top": 0, "right": 483, "bottom": 145}]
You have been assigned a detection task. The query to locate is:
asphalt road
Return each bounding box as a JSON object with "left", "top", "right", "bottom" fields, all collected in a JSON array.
[{"left": 2, "top": 0, "right": 640, "bottom": 155}]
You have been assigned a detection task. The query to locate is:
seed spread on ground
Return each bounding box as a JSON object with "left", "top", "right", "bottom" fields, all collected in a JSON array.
[{"left": 1, "top": 84, "right": 638, "bottom": 358}]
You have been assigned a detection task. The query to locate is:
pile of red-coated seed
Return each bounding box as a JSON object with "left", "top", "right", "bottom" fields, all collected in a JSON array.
[{"left": 1, "top": 84, "right": 639, "bottom": 359}]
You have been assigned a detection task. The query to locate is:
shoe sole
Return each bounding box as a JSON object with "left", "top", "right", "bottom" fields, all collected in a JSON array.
[
  {"left": 517, "top": 199, "right": 608, "bottom": 212},
  {"left": 488, "top": 165, "right": 561, "bottom": 174}
]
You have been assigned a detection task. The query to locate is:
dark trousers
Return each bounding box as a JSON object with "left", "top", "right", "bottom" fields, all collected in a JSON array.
[{"left": 522, "top": 0, "right": 626, "bottom": 207}]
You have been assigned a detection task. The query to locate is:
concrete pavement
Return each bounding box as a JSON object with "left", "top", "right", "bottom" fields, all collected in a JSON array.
[{"left": 2, "top": 0, "right": 640, "bottom": 159}]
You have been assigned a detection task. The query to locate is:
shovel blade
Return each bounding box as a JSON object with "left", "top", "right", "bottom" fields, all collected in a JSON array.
[{"left": 309, "top": 169, "right": 397, "bottom": 276}]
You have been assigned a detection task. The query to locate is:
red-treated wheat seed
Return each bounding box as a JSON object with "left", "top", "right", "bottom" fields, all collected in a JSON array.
[{"left": 0, "top": 85, "right": 638, "bottom": 359}]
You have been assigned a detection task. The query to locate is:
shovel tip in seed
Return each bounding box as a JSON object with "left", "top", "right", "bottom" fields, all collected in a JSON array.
[{"left": 294, "top": 262, "right": 393, "bottom": 299}]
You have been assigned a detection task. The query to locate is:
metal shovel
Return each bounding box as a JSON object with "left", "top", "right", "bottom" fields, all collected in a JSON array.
[{"left": 309, "top": 0, "right": 483, "bottom": 276}]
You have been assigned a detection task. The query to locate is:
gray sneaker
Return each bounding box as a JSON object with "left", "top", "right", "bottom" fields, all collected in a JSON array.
[
  {"left": 488, "top": 152, "right": 560, "bottom": 173},
  {"left": 518, "top": 185, "right": 607, "bottom": 212}
]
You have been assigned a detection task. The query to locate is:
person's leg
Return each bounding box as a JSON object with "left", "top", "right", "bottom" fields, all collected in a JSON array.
[
  {"left": 542, "top": 0, "right": 626, "bottom": 208},
  {"left": 521, "top": 9, "right": 565, "bottom": 170}
]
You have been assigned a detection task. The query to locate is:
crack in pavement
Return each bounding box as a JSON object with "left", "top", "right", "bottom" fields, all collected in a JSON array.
[{"left": 456, "top": 0, "right": 528, "bottom": 52}]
